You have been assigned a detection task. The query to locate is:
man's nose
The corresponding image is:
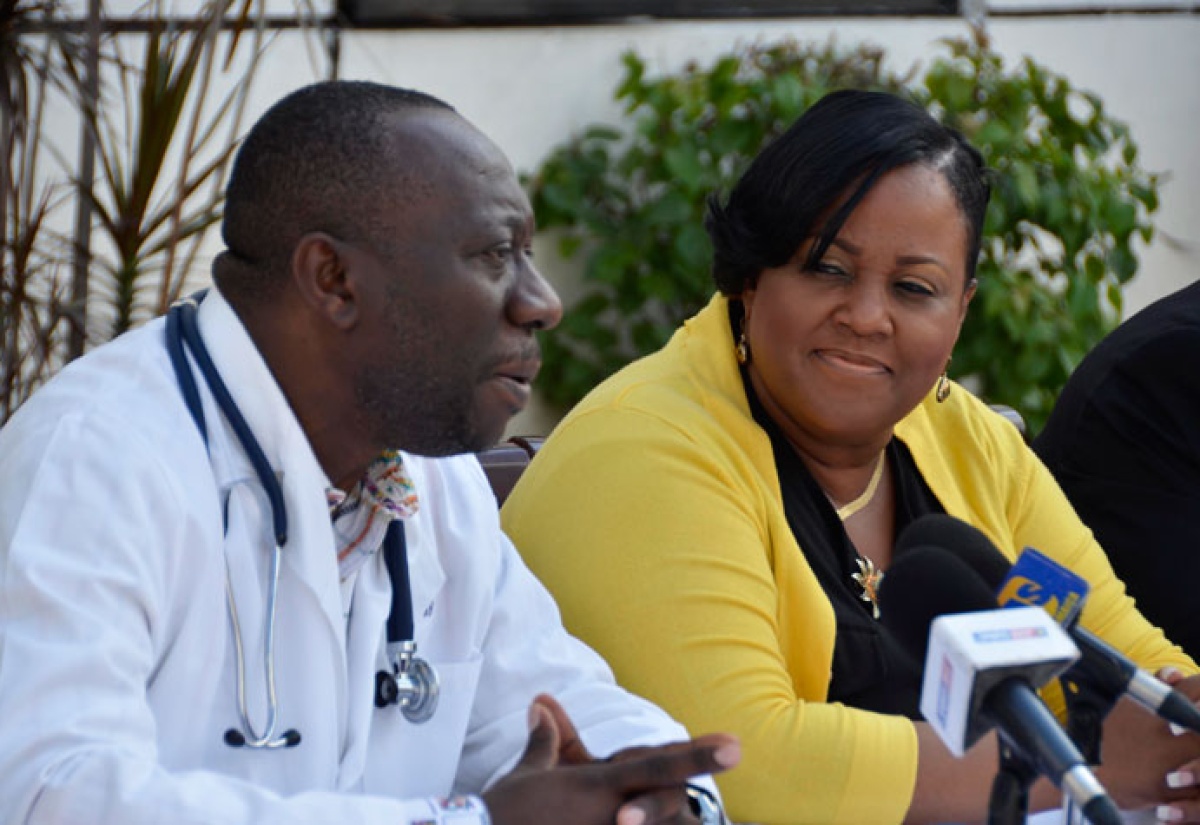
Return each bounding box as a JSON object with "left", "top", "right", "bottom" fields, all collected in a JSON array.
[{"left": 510, "top": 259, "right": 563, "bottom": 332}]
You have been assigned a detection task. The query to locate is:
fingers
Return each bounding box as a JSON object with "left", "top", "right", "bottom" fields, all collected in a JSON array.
[
  {"left": 1167, "top": 765, "right": 1198, "bottom": 794},
  {"left": 531, "top": 693, "right": 594, "bottom": 765},
  {"left": 1159, "top": 667, "right": 1186, "bottom": 688},
  {"left": 599, "top": 733, "right": 741, "bottom": 793},
  {"left": 514, "top": 699, "right": 563, "bottom": 772},
  {"left": 1155, "top": 795, "right": 1200, "bottom": 823},
  {"left": 616, "top": 787, "right": 692, "bottom": 825}
]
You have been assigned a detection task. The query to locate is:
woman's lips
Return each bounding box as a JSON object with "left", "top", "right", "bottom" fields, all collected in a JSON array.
[{"left": 814, "top": 349, "right": 890, "bottom": 375}]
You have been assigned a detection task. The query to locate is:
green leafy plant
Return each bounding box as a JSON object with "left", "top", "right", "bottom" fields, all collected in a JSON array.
[
  {"left": 528, "top": 31, "right": 1160, "bottom": 434},
  {"left": 919, "top": 34, "right": 1158, "bottom": 431}
]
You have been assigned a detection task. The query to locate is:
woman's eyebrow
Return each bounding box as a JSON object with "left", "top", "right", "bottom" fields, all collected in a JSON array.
[{"left": 896, "top": 253, "right": 948, "bottom": 269}]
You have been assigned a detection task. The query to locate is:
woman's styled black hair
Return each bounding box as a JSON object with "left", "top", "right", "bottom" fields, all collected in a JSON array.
[{"left": 705, "top": 89, "right": 991, "bottom": 295}]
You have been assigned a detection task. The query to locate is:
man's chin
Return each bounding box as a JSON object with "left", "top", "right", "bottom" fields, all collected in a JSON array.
[{"left": 399, "top": 420, "right": 510, "bottom": 459}]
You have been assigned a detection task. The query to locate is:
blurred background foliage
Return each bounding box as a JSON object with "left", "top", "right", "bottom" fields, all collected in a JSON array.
[{"left": 529, "top": 29, "right": 1159, "bottom": 435}]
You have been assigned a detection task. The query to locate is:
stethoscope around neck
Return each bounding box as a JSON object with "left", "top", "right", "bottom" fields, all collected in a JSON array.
[{"left": 165, "top": 291, "right": 439, "bottom": 750}]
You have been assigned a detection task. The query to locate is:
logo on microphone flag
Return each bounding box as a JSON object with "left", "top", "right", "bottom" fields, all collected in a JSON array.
[
  {"left": 973, "top": 626, "right": 1050, "bottom": 643},
  {"left": 997, "top": 548, "right": 1089, "bottom": 625}
]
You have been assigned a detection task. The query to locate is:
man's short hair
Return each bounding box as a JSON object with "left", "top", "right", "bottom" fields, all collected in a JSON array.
[{"left": 220, "top": 81, "right": 454, "bottom": 300}]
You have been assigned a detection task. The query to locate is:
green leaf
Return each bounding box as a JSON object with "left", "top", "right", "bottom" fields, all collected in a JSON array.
[{"left": 663, "top": 145, "right": 706, "bottom": 191}]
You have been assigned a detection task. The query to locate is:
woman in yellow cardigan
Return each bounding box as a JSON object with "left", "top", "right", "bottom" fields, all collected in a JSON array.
[{"left": 502, "top": 90, "right": 1200, "bottom": 824}]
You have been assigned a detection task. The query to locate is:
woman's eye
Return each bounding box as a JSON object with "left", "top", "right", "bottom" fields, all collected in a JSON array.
[
  {"left": 897, "top": 280, "right": 935, "bottom": 297},
  {"left": 809, "top": 262, "right": 847, "bottom": 278}
]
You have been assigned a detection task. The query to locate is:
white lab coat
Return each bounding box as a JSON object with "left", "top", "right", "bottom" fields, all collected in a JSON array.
[{"left": 0, "top": 290, "right": 700, "bottom": 824}]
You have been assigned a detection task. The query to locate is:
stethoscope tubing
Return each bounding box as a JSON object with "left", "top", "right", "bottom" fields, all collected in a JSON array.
[{"left": 166, "top": 292, "right": 437, "bottom": 748}]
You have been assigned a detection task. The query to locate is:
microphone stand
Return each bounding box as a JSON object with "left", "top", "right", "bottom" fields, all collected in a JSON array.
[
  {"left": 989, "top": 734, "right": 1039, "bottom": 825},
  {"left": 1059, "top": 664, "right": 1121, "bottom": 824}
]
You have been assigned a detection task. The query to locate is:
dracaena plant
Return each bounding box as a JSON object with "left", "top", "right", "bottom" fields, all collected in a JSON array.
[{"left": 2, "top": 0, "right": 318, "bottom": 423}]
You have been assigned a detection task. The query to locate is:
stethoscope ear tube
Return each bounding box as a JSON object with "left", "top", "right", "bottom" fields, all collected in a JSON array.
[{"left": 167, "top": 292, "right": 439, "bottom": 750}]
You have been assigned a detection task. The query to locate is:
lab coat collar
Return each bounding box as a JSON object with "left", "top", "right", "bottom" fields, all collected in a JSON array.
[{"left": 194, "top": 289, "right": 347, "bottom": 666}]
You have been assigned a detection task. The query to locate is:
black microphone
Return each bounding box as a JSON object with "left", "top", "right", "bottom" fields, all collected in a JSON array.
[
  {"left": 898, "top": 514, "right": 1200, "bottom": 736},
  {"left": 878, "top": 546, "right": 1122, "bottom": 825}
]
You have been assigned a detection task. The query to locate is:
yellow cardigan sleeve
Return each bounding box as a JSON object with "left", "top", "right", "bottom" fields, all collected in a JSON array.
[
  {"left": 900, "top": 390, "right": 1197, "bottom": 706},
  {"left": 503, "top": 402, "right": 918, "bottom": 825}
]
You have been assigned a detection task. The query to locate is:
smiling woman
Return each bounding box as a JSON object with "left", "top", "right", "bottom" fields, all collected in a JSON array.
[{"left": 502, "top": 89, "right": 1200, "bottom": 825}]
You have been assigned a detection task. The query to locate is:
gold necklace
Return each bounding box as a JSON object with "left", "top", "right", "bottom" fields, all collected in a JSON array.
[
  {"left": 834, "top": 453, "right": 886, "bottom": 521},
  {"left": 830, "top": 454, "right": 887, "bottom": 619}
]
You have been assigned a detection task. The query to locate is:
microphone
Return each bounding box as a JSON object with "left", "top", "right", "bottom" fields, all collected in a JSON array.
[
  {"left": 899, "top": 514, "right": 1200, "bottom": 736},
  {"left": 879, "top": 546, "right": 1121, "bottom": 825}
]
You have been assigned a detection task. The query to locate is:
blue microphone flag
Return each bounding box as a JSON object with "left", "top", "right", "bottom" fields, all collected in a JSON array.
[{"left": 998, "top": 548, "right": 1089, "bottom": 626}]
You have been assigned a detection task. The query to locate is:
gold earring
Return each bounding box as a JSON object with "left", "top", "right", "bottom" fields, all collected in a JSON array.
[
  {"left": 735, "top": 332, "right": 750, "bottom": 365},
  {"left": 935, "top": 359, "right": 952, "bottom": 403}
]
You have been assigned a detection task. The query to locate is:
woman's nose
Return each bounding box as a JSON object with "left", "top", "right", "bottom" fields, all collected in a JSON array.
[{"left": 836, "top": 282, "right": 893, "bottom": 337}]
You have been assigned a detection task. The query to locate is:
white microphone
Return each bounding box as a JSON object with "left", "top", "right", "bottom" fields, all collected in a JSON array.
[
  {"left": 922, "top": 605, "right": 1078, "bottom": 756},
  {"left": 879, "top": 545, "right": 1122, "bottom": 825}
]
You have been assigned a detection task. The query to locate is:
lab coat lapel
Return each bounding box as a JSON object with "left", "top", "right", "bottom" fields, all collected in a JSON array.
[
  {"left": 395, "top": 457, "right": 447, "bottom": 643},
  {"left": 195, "top": 291, "right": 348, "bottom": 676}
]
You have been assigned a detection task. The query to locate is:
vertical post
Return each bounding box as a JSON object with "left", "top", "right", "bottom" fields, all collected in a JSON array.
[{"left": 67, "top": 0, "right": 101, "bottom": 360}]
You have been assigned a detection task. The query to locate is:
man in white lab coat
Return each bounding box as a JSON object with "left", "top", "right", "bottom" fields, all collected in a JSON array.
[{"left": 0, "top": 82, "right": 738, "bottom": 825}]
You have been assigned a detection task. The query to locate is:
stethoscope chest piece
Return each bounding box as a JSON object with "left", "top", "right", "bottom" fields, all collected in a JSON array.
[
  {"left": 375, "top": 640, "right": 440, "bottom": 723},
  {"left": 167, "top": 291, "right": 443, "bottom": 746},
  {"left": 374, "top": 521, "right": 439, "bottom": 724}
]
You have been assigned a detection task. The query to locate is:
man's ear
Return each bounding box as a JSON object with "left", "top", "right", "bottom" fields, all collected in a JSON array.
[{"left": 291, "top": 232, "right": 359, "bottom": 330}]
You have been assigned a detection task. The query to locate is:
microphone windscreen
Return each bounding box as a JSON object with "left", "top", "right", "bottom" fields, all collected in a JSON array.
[
  {"left": 877, "top": 544, "right": 1001, "bottom": 665},
  {"left": 895, "top": 514, "right": 1012, "bottom": 589}
]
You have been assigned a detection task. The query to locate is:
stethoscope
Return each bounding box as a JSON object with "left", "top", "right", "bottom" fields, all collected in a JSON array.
[{"left": 165, "top": 291, "right": 439, "bottom": 750}]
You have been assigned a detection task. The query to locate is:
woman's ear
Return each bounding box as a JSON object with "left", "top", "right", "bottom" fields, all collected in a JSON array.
[
  {"left": 960, "top": 277, "right": 978, "bottom": 322},
  {"left": 291, "top": 232, "right": 359, "bottom": 330},
  {"left": 740, "top": 288, "right": 756, "bottom": 328}
]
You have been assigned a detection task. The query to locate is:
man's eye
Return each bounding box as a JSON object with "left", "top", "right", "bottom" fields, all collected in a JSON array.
[{"left": 485, "top": 244, "right": 514, "bottom": 263}]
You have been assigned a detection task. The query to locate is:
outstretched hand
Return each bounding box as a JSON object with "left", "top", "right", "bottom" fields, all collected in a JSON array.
[
  {"left": 1091, "top": 669, "right": 1200, "bottom": 821},
  {"left": 483, "top": 694, "right": 740, "bottom": 825}
]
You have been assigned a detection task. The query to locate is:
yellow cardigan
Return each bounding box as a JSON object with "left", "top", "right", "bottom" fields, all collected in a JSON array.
[{"left": 502, "top": 293, "right": 1194, "bottom": 825}]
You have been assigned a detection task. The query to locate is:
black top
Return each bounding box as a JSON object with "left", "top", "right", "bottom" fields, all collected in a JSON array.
[
  {"left": 742, "top": 371, "right": 946, "bottom": 718},
  {"left": 1034, "top": 280, "right": 1200, "bottom": 661}
]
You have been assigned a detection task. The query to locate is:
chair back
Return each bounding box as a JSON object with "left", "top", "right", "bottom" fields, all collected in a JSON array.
[{"left": 477, "top": 436, "right": 544, "bottom": 505}]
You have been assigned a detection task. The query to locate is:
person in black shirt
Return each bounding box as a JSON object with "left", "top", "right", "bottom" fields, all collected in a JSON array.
[{"left": 1035, "top": 279, "right": 1200, "bottom": 660}]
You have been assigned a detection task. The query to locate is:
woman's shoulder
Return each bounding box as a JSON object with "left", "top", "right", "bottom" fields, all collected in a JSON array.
[
  {"left": 894, "top": 381, "right": 1037, "bottom": 522},
  {"left": 556, "top": 295, "right": 753, "bottom": 443},
  {"left": 897, "top": 381, "right": 1027, "bottom": 458}
]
